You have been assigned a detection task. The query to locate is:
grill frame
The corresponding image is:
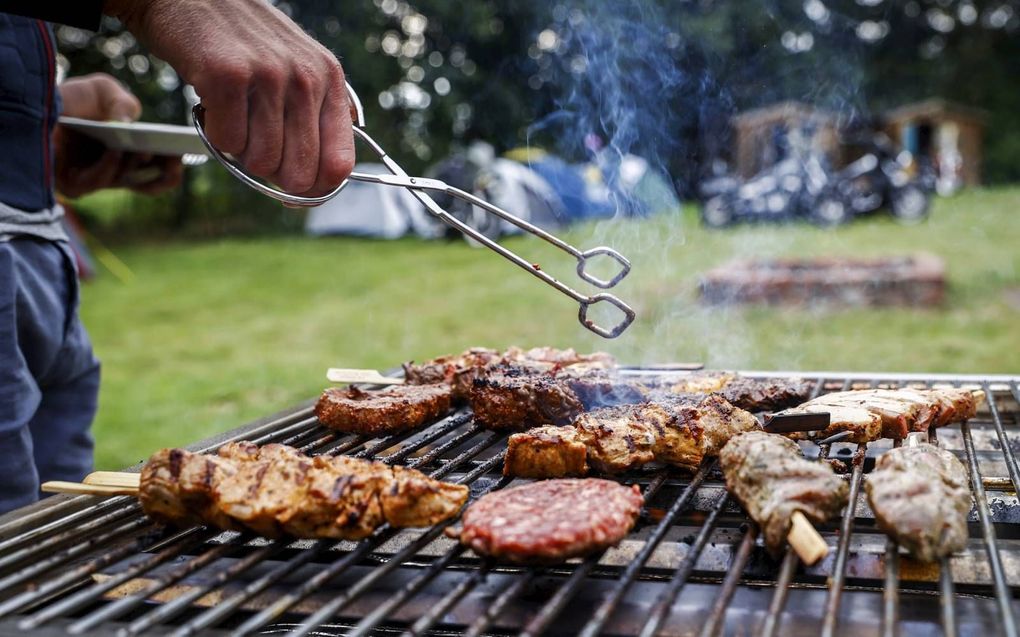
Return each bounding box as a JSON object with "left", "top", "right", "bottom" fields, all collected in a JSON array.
[{"left": 0, "top": 370, "right": 1017, "bottom": 637}]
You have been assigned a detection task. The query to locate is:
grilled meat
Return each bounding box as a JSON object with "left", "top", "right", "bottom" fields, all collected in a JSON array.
[
  {"left": 504, "top": 395, "right": 760, "bottom": 478},
  {"left": 402, "top": 346, "right": 615, "bottom": 401},
  {"left": 657, "top": 372, "right": 812, "bottom": 412},
  {"left": 139, "top": 441, "right": 468, "bottom": 539},
  {"left": 777, "top": 388, "right": 981, "bottom": 443},
  {"left": 720, "top": 431, "right": 848, "bottom": 553},
  {"left": 469, "top": 366, "right": 588, "bottom": 431},
  {"left": 315, "top": 384, "right": 452, "bottom": 436},
  {"left": 455, "top": 478, "right": 643, "bottom": 563},
  {"left": 865, "top": 443, "right": 971, "bottom": 562}
]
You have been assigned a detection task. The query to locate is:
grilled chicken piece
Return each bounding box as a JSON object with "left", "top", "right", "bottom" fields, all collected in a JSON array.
[
  {"left": 139, "top": 442, "right": 468, "bottom": 539},
  {"left": 315, "top": 384, "right": 453, "bottom": 436},
  {"left": 777, "top": 388, "right": 981, "bottom": 442},
  {"left": 865, "top": 443, "right": 971, "bottom": 562},
  {"left": 504, "top": 395, "right": 760, "bottom": 478},
  {"left": 720, "top": 431, "right": 848, "bottom": 554},
  {"left": 402, "top": 346, "right": 615, "bottom": 401}
]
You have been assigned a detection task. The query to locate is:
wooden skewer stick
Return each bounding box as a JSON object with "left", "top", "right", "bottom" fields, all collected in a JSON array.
[
  {"left": 326, "top": 368, "right": 405, "bottom": 385},
  {"left": 788, "top": 510, "right": 828, "bottom": 566},
  {"left": 43, "top": 471, "right": 141, "bottom": 496}
]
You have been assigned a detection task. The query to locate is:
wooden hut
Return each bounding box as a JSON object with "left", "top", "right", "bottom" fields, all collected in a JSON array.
[
  {"left": 731, "top": 101, "right": 840, "bottom": 179},
  {"left": 882, "top": 98, "right": 987, "bottom": 186}
]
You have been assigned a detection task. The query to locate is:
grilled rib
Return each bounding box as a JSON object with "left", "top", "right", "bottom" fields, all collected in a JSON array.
[
  {"left": 139, "top": 441, "right": 469, "bottom": 539},
  {"left": 315, "top": 384, "right": 453, "bottom": 436},
  {"left": 777, "top": 388, "right": 981, "bottom": 443},
  {"left": 402, "top": 346, "right": 615, "bottom": 401},
  {"left": 504, "top": 395, "right": 760, "bottom": 478},
  {"left": 472, "top": 366, "right": 811, "bottom": 431},
  {"left": 865, "top": 443, "right": 971, "bottom": 562},
  {"left": 719, "top": 431, "right": 848, "bottom": 554}
]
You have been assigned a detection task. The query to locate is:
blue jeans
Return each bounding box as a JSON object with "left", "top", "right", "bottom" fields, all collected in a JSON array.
[{"left": 0, "top": 238, "right": 99, "bottom": 514}]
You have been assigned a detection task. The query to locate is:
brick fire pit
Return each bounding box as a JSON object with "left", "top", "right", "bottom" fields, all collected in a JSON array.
[{"left": 699, "top": 253, "right": 946, "bottom": 307}]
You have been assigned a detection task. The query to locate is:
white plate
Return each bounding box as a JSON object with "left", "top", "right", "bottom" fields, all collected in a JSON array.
[{"left": 57, "top": 117, "right": 210, "bottom": 157}]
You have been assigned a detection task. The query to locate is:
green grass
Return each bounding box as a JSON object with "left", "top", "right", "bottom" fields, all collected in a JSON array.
[{"left": 80, "top": 187, "right": 1020, "bottom": 469}]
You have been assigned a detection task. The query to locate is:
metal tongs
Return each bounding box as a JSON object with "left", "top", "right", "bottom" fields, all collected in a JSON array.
[{"left": 192, "top": 83, "right": 636, "bottom": 338}]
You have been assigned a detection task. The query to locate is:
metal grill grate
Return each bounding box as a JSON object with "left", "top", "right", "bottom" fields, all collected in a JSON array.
[{"left": 0, "top": 370, "right": 1017, "bottom": 636}]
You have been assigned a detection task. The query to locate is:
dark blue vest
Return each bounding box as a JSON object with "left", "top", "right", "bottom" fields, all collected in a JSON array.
[{"left": 0, "top": 14, "right": 60, "bottom": 212}]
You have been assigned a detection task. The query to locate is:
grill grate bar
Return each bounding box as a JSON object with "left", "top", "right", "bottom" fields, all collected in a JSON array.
[
  {"left": 639, "top": 491, "right": 730, "bottom": 637},
  {"left": 519, "top": 471, "right": 671, "bottom": 637},
  {"left": 277, "top": 455, "right": 510, "bottom": 637},
  {"left": 464, "top": 569, "right": 538, "bottom": 637},
  {"left": 882, "top": 538, "right": 900, "bottom": 637},
  {"left": 699, "top": 523, "right": 758, "bottom": 637},
  {"left": 0, "top": 519, "right": 160, "bottom": 618},
  {"left": 247, "top": 416, "right": 321, "bottom": 448},
  {"left": 66, "top": 532, "right": 256, "bottom": 634},
  {"left": 402, "top": 560, "right": 493, "bottom": 637},
  {"left": 759, "top": 549, "right": 799, "bottom": 637},
  {"left": 0, "top": 502, "right": 142, "bottom": 578},
  {"left": 820, "top": 442, "right": 867, "bottom": 637},
  {"left": 381, "top": 414, "right": 476, "bottom": 465},
  {"left": 345, "top": 544, "right": 470, "bottom": 637},
  {"left": 121, "top": 541, "right": 288, "bottom": 636},
  {"left": 940, "top": 557, "right": 957, "bottom": 637},
  {"left": 982, "top": 383, "right": 1020, "bottom": 494},
  {"left": 579, "top": 463, "right": 715, "bottom": 637},
  {"left": 18, "top": 526, "right": 216, "bottom": 630},
  {"left": 0, "top": 496, "right": 135, "bottom": 557},
  {"left": 960, "top": 419, "right": 1019, "bottom": 637}
]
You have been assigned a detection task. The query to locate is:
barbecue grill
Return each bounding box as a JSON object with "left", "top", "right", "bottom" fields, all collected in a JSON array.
[{"left": 0, "top": 368, "right": 1017, "bottom": 637}]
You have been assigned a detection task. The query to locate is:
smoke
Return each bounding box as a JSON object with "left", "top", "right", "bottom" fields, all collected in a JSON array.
[{"left": 520, "top": 0, "right": 867, "bottom": 369}]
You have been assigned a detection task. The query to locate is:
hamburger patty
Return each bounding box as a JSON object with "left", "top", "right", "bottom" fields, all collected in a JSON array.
[
  {"left": 315, "top": 384, "right": 452, "bottom": 436},
  {"left": 455, "top": 478, "right": 643, "bottom": 563}
]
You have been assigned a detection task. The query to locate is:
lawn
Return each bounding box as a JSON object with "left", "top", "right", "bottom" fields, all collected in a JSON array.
[{"left": 79, "top": 187, "right": 1020, "bottom": 469}]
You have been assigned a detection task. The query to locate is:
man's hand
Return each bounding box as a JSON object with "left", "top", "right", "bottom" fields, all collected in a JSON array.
[
  {"left": 105, "top": 0, "right": 356, "bottom": 201},
  {"left": 54, "top": 73, "right": 184, "bottom": 198}
]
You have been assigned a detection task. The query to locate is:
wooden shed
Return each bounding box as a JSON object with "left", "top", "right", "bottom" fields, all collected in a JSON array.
[
  {"left": 882, "top": 98, "right": 987, "bottom": 187},
  {"left": 731, "top": 101, "right": 840, "bottom": 178}
]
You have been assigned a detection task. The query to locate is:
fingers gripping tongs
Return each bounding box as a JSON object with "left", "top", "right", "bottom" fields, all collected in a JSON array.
[{"left": 192, "top": 83, "right": 636, "bottom": 338}]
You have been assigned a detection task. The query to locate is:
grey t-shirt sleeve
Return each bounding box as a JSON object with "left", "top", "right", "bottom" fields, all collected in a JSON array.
[{"left": 0, "top": 1, "right": 104, "bottom": 30}]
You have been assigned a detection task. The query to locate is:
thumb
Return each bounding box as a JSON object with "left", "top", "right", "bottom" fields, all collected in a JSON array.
[{"left": 106, "top": 91, "right": 143, "bottom": 122}]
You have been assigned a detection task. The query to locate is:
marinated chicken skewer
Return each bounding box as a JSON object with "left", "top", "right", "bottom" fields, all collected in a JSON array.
[
  {"left": 504, "top": 395, "right": 760, "bottom": 478},
  {"left": 44, "top": 442, "right": 469, "bottom": 540},
  {"left": 719, "top": 431, "right": 848, "bottom": 565},
  {"left": 776, "top": 387, "right": 981, "bottom": 443},
  {"left": 865, "top": 434, "right": 972, "bottom": 562}
]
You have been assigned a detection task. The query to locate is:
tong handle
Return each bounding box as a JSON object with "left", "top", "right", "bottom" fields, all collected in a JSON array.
[{"left": 191, "top": 81, "right": 367, "bottom": 207}]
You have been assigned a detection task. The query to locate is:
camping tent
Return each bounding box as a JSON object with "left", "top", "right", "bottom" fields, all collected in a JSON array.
[{"left": 303, "top": 164, "right": 441, "bottom": 239}]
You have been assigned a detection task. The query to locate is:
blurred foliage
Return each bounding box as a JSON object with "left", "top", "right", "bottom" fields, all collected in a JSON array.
[{"left": 56, "top": 0, "right": 1020, "bottom": 237}]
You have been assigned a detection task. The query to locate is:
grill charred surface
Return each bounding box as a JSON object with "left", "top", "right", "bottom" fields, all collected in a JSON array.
[
  {"left": 455, "top": 478, "right": 643, "bottom": 564},
  {"left": 315, "top": 384, "right": 452, "bottom": 436}
]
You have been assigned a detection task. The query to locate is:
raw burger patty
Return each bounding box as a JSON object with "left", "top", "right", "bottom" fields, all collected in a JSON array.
[
  {"left": 457, "top": 478, "right": 643, "bottom": 563},
  {"left": 315, "top": 384, "right": 452, "bottom": 435}
]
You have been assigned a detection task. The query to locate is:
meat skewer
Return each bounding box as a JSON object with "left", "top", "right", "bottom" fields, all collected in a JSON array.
[
  {"left": 44, "top": 442, "right": 469, "bottom": 540},
  {"left": 865, "top": 433, "right": 972, "bottom": 562},
  {"left": 504, "top": 395, "right": 761, "bottom": 478},
  {"left": 719, "top": 431, "right": 848, "bottom": 565},
  {"left": 775, "top": 387, "right": 982, "bottom": 443}
]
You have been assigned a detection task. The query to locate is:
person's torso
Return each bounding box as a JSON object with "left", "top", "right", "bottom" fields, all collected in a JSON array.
[{"left": 0, "top": 14, "right": 60, "bottom": 212}]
